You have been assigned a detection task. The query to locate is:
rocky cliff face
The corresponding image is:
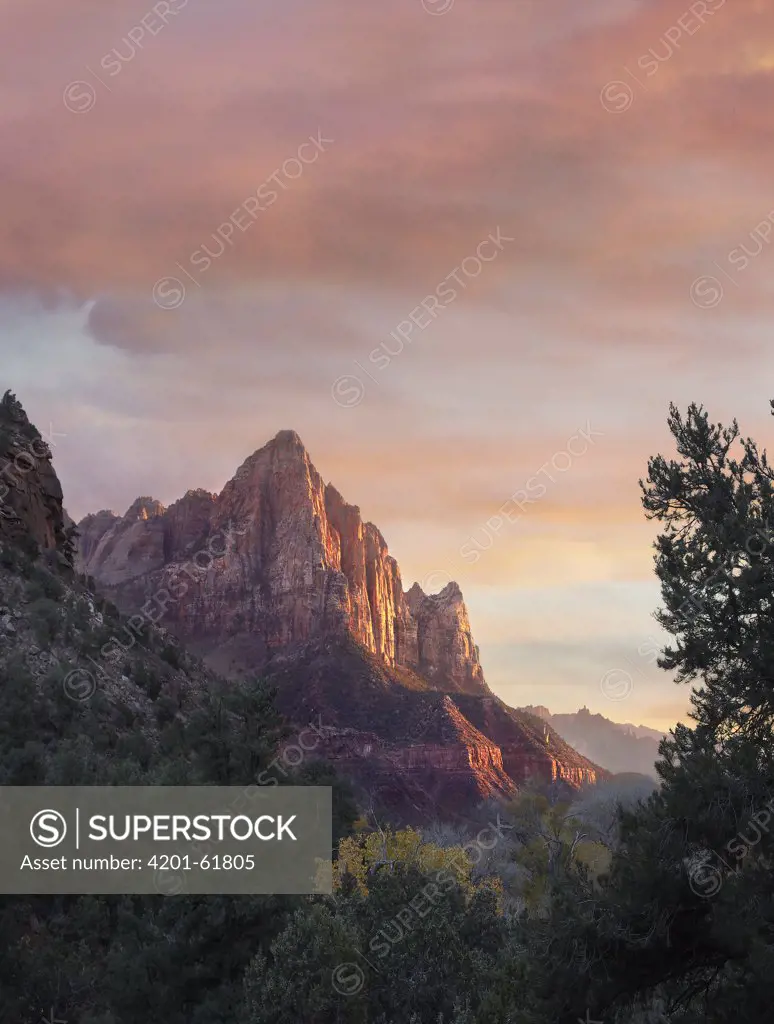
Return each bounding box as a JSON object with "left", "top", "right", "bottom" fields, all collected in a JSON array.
[
  {"left": 262, "top": 635, "right": 601, "bottom": 823},
  {"left": 0, "top": 391, "right": 72, "bottom": 568},
  {"left": 520, "top": 705, "right": 663, "bottom": 777},
  {"left": 0, "top": 392, "right": 216, "bottom": 737},
  {"left": 78, "top": 430, "right": 486, "bottom": 693},
  {"left": 77, "top": 429, "right": 603, "bottom": 817}
]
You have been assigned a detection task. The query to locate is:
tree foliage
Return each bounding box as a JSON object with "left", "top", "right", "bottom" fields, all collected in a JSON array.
[
  {"left": 528, "top": 401, "right": 774, "bottom": 1024},
  {"left": 5, "top": 398, "right": 774, "bottom": 1022}
]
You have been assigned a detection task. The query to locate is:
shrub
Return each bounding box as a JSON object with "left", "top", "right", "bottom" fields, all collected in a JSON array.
[
  {"left": 25, "top": 564, "right": 65, "bottom": 602},
  {"left": 27, "top": 597, "right": 61, "bottom": 645},
  {"left": 160, "top": 642, "right": 182, "bottom": 669},
  {"left": 131, "top": 658, "right": 165, "bottom": 701}
]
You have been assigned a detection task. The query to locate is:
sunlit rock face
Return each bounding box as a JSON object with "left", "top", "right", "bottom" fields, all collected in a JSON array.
[
  {"left": 77, "top": 429, "right": 485, "bottom": 690},
  {"left": 77, "top": 429, "right": 603, "bottom": 818}
]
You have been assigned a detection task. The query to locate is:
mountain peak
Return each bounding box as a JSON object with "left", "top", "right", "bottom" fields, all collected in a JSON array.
[
  {"left": 271, "top": 429, "right": 306, "bottom": 451},
  {"left": 407, "top": 580, "right": 463, "bottom": 602},
  {"left": 234, "top": 430, "right": 310, "bottom": 475},
  {"left": 78, "top": 427, "right": 488, "bottom": 694},
  {"left": 124, "top": 496, "right": 165, "bottom": 520}
]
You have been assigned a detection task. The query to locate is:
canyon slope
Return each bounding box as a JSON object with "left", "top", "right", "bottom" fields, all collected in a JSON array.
[
  {"left": 0, "top": 391, "right": 226, "bottom": 761},
  {"left": 0, "top": 391, "right": 71, "bottom": 563},
  {"left": 521, "top": 705, "right": 664, "bottom": 777},
  {"left": 77, "top": 429, "right": 603, "bottom": 819}
]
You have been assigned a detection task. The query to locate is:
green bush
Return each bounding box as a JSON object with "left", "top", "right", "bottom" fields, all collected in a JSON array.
[
  {"left": 25, "top": 564, "right": 65, "bottom": 602},
  {"left": 160, "top": 642, "right": 182, "bottom": 668},
  {"left": 27, "top": 596, "right": 61, "bottom": 645},
  {"left": 16, "top": 533, "right": 40, "bottom": 564},
  {"left": 131, "top": 658, "right": 165, "bottom": 701},
  {"left": 0, "top": 542, "right": 21, "bottom": 572}
]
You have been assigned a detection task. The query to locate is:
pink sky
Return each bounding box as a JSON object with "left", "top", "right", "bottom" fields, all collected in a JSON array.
[{"left": 3, "top": 0, "right": 774, "bottom": 729}]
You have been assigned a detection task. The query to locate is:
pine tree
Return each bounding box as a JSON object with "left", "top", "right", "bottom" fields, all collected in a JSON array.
[{"left": 540, "top": 401, "right": 774, "bottom": 1024}]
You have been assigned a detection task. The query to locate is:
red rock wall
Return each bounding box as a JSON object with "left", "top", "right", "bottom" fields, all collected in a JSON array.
[
  {"left": 77, "top": 430, "right": 487, "bottom": 692},
  {"left": 0, "top": 394, "right": 69, "bottom": 562}
]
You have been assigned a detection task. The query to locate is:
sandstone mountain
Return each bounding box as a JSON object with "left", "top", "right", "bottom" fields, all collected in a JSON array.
[
  {"left": 521, "top": 704, "right": 664, "bottom": 777},
  {"left": 77, "top": 431, "right": 485, "bottom": 693},
  {"left": 0, "top": 390, "right": 72, "bottom": 566},
  {"left": 77, "top": 429, "right": 603, "bottom": 819},
  {"left": 0, "top": 391, "right": 243, "bottom": 775}
]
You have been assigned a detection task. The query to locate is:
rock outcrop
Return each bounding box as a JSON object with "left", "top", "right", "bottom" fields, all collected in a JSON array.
[
  {"left": 77, "top": 429, "right": 604, "bottom": 818},
  {"left": 520, "top": 704, "right": 664, "bottom": 777},
  {"left": 0, "top": 391, "right": 72, "bottom": 568},
  {"left": 78, "top": 430, "right": 486, "bottom": 693},
  {"left": 0, "top": 391, "right": 215, "bottom": 726}
]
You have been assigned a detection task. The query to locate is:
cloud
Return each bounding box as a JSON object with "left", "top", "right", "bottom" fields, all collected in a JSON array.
[
  {"left": 2, "top": 0, "right": 772, "bottom": 727},
  {"left": 1, "top": 0, "right": 771, "bottom": 326}
]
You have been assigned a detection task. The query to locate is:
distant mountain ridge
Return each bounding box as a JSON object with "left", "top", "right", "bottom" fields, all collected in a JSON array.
[
  {"left": 76, "top": 429, "right": 605, "bottom": 819},
  {"left": 520, "top": 705, "right": 665, "bottom": 777}
]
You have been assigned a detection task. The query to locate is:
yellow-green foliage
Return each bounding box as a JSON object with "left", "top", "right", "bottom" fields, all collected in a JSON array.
[
  {"left": 505, "top": 792, "right": 608, "bottom": 913},
  {"left": 575, "top": 840, "right": 611, "bottom": 877},
  {"left": 335, "top": 826, "right": 502, "bottom": 904}
]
